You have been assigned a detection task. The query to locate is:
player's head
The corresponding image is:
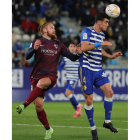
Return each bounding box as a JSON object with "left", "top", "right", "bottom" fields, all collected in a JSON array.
[
  {"left": 68, "top": 44, "right": 76, "bottom": 54},
  {"left": 39, "top": 22, "right": 57, "bottom": 39},
  {"left": 95, "top": 12, "right": 110, "bottom": 32}
]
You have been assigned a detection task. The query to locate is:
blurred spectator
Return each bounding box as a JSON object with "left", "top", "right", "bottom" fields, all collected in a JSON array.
[
  {"left": 12, "top": 51, "right": 16, "bottom": 67},
  {"left": 113, "top": 26, "right": 120, "bottom": 39},
  {"left": 107, "top": 27, "right": 113, "bottom": 37},
  {"left": 69, "top": 3, "right": 81, "bottom": 22},
  {"left": 23, "top": 0, "right": 32, "bottom": 10},
  {"left": 19, "top": 53, "right": 29, "bottom": 67},
  {"left": 18, "top": 0, "right": 26, "bottom": 15},
  {"left": 81, "top": 9, "right": 95, "bottom": 26},
  {"left": 13, "top": 40, "right": 24, "bottom": 67},
  {"left": 30, "top": 1, "right": 37, "bottom": 12},
  {"left": 13, "top": 40, "right": 24, "bottom": 57},
  {"left": 55, "top": 26, "right": 64, "bottom": 40},
  {"left": 21, "top": 16, "right": 38, "bottom": 35},
  {"left": 116, "top": 33, "right": 126, "bottom": 56},
  {"left": 12, "top": 31, "right": 17, "bottom": 47},
  {"left": 90, "top": 3, "right": 97, "bottom": 17},
  {"left": 40, "top": 2, "right": 51, "bottom": 16},
  {"left": 50, "top": 4, "right": 60, "bottom": 20},
  {"left": 12, "top": 0, "right": 16, "bottom": 15},
  {"left": 39, "top": 15, "right": 47, "bottom": 26},
  {"left": 13, "top": 10, "right": 22, "bottom": 25},
  {"left": 81, "top": 1, "right": 89, "bottom": 15}
]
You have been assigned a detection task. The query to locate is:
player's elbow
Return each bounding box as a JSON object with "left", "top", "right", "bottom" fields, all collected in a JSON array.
[
  {"left": 25, "top": 53, "right": 31, "bottom": 60},
  {"left": 81, "top": 44, "right": 87, "bottom": 52}
]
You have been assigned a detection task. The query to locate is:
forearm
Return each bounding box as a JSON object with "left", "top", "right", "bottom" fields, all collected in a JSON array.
[
  {"left": 25, "top": 48, "right": 35, "bottom": 60},
  {"left": 63, "top": 50, "right": 80, "bottom": 61},
  {"left": 81, "top": 43, "right": 95, "bottom": 52},
  {"left": 81, "top": 42, "right": 101, "bottom": 52},
  {"left": 102, "top": 48, "right": 112, "bottom": 59}
]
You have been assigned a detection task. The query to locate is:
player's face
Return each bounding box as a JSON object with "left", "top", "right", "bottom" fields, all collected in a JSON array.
[
  {"left": 68, "top": 44, "right": 76, "bottom": 54},
  {"left": 99, "top": 18, "right": 109, "bottom": 32},
  {"left": 46, "top": 23, "right": 57, "bottom": 39}
]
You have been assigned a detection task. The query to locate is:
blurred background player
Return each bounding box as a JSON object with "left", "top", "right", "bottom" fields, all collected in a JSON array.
[
  {"left": 58, "top": 43, "right": 83, "bottom": 117},
  {"left": 79, "top": 12, "right": 122, "bottom": 140},
  {"left": 16, "top": 22, "right": 82, "bottom": 140}
]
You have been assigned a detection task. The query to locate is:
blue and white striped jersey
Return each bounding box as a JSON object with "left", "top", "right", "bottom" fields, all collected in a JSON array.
[
  {"left": 80, "top": 26, "right": 105, "bottom": 71},
  {"left": 58, "top": 57, "right": 79, "bottom": 81}
]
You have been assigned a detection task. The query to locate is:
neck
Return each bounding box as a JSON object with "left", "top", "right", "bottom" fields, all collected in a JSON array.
[
  {"left": 42, "top": 34, "right": 51, "bottom": 40},
  {"left": 93, "top": 24, "right": 101, "bottom": 33}
]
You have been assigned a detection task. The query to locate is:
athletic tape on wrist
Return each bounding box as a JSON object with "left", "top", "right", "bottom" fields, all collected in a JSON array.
[{"left": 94, "top": 42, "right": 101, "bottom": 48}]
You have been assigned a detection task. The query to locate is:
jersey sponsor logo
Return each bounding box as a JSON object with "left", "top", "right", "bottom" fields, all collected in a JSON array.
[
  {"left": 102, "top": 72, "right": 107, "bottom": 77},
  {"left": 83, "top": 33, "right": 87, "bottom": 39},
  {"left": 41, "top": 49, "right": 57, "bottom": 56}
]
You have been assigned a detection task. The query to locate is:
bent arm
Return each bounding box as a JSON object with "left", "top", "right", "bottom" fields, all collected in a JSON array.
[
  {"left": 102, "top": 48, "right": 112, "bottom": 58},
  {"left": 81, "top": 41, "right": 102, "bottom": 52},
  {"left": 63, "top": 50, "right": 80, "bottom": 61},
  {"left": 25, "top": 48, "right": 35, "bottom": 60},
  {"left": 81, "top": 41, "right": 96, "bottom": 52}
]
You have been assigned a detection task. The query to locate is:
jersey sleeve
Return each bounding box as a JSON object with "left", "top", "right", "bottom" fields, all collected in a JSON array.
[
  {"left": 29, "top": 40, "right": 36, "bottom": 49},
  {"left": 80, "top": 27, "right": 91, "bottom": 42},
  {"left": 59, "top": 42, "right": 68, "bottom": 55}
]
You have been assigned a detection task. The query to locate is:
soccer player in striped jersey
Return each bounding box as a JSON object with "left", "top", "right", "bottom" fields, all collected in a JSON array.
[
  {"left": 16, "top": 22, "right": 82, "bottom": 139},
  {"left": 58, "top": 43, "right": 83, "bottom": 117},
  {"left": 79, "top": 12, "right": 122, "bottom": 140}
]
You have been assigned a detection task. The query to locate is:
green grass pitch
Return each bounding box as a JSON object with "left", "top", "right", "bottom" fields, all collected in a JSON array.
[{"left": 12, "top": 102, "right": 128, "bottom": 140}]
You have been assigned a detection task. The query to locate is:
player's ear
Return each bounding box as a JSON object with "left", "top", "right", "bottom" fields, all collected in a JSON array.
[
  {"left": 43, "top": 28, "right": 47, "bottom": 34},
  {"left": 97, "top": 20, "right": 101, "bottom": 25}
]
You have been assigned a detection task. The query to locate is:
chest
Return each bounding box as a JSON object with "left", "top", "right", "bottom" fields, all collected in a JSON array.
[
  {"left": 38, "top": 41, "right": 61, "bottom": 57},
  {"left": 90, "top": 32, "right": 105, "bottom": 43}
]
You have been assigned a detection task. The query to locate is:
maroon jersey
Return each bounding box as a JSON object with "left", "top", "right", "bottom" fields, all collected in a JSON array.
[{"left": 29, "top": 37, "right": 68, "bottom": 80}]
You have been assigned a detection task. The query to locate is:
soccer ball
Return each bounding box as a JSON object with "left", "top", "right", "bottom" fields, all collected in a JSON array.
[{"left": 105, "top": 4, "right": 120, "bottom": 18}]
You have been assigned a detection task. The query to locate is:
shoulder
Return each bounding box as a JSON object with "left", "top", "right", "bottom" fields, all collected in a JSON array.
[
  {"left": 82, "top": 27, "right": 92, "bottom": 34},
  {"left": 53, "top": 39, "right": 61, "bottom": 44},
  {"left": 100, "top": 32, "right": 105, "bottom": 37}
]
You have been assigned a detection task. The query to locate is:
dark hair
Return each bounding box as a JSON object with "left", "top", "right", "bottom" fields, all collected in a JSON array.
[{"left": 95, "top": 12, "right": 110, "bottom": 23}]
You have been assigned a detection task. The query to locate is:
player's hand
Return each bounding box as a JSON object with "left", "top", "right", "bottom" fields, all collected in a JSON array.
[
  {"left": 101, "top": 41, "right": 112, "bottom": 46},
  {"left": 77, "top": 43, "right": 81, "bottom": 48},
  {"left": 34, "top": 39, "right": 41, "bottom": 50},
  {"left": 76, "top": 43, "right": 82, "bottom": 55},
  {"left": 111, "top": 52, "right": 122, "bottom": 59}
]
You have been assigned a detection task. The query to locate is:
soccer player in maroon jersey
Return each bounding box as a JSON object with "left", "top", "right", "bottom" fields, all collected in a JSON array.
[{"left": 16, "top": 22, "right": 82, "bottom": 139}]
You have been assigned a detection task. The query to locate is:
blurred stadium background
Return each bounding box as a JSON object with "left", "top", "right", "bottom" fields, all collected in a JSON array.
[{"left": 12, "top": 0, "right": 128, "bottom": 139}]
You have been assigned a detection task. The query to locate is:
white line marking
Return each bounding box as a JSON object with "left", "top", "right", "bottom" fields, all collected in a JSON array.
[
  {"left": 12, "top": 123, "right": 128, "bottom": 131},
  {"left": 12, "top": 118, "right": 128, "bottom": 122}
]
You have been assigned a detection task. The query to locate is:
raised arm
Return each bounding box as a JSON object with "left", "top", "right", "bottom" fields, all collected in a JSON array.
[
  {"left": 25, "top": 39, "right": 41, "bottom": 60},
  {"left": 25, "top": 48, "right": 35, "bottom": 60}
]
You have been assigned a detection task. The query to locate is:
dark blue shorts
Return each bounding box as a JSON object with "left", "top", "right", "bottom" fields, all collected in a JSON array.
[{"left": 78, "top": 67, "right": 110, "bottom": 94}]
